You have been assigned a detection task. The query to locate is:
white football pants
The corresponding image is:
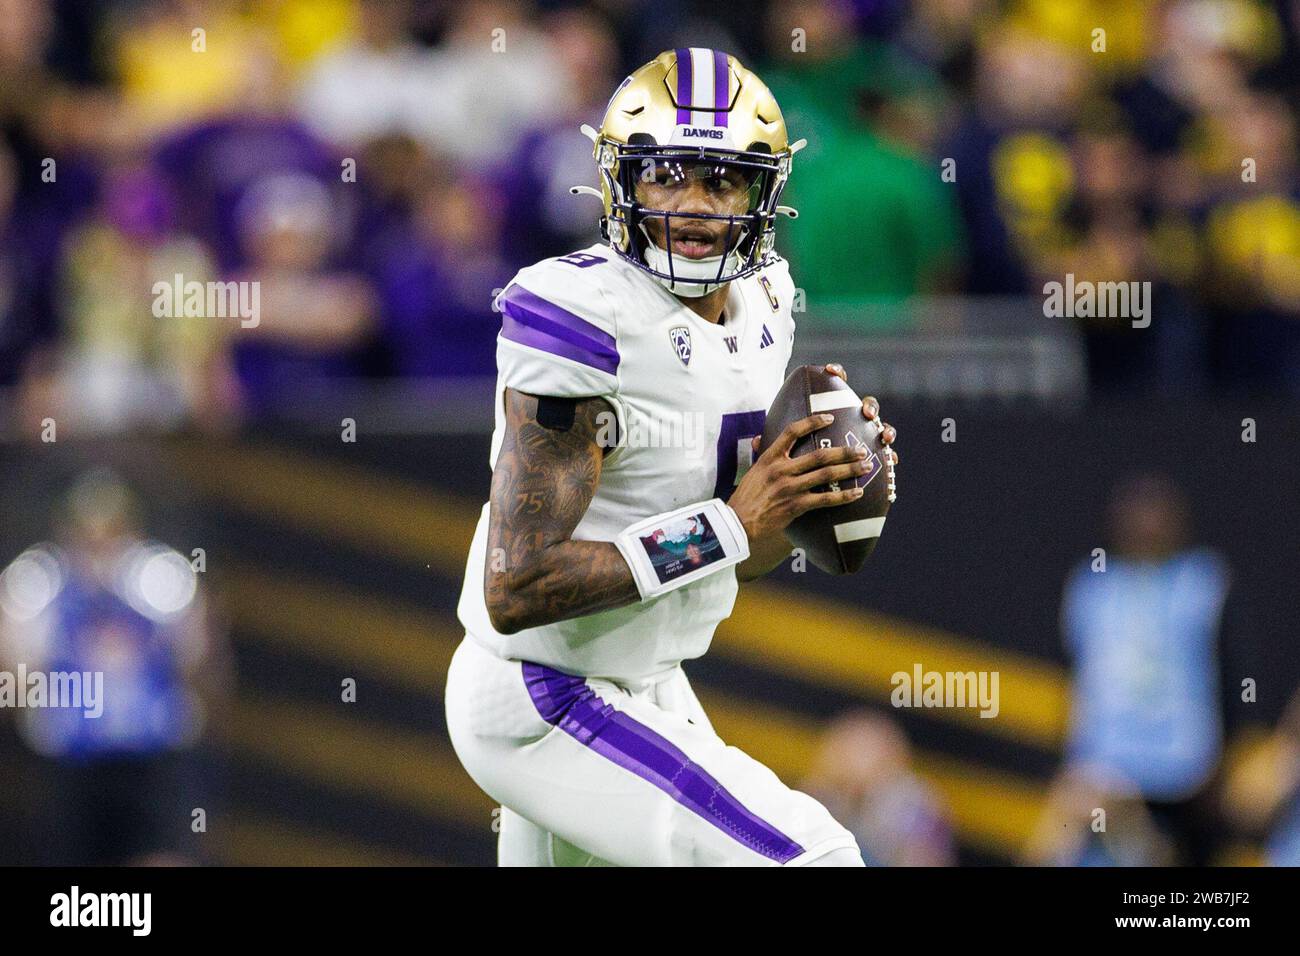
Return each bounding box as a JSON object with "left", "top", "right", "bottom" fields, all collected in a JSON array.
[{"left": 446, "top": 635, "right": 863, "bottom": 866}]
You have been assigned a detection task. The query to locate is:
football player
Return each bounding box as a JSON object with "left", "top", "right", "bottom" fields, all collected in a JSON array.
[{"left": 447, "top": 48, "right": 897, "bottom": 866}]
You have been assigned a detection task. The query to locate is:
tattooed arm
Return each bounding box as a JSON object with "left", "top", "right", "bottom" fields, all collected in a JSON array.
[{"left": 483, "top": 387, "right": 639, "bottom": 634}]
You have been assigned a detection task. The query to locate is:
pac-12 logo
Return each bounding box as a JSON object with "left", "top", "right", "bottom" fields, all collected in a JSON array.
[{"left": 669, "top": 326, "right": 692, "bottom": 366}]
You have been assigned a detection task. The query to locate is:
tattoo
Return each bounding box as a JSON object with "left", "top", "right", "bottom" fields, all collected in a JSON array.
[{"left": 484, "top": 388, "right": 639, "bottom": 633}]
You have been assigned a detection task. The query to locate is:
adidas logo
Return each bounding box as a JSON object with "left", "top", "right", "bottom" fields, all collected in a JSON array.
[{"left": 759, "top": 324, "right": 774, "bottom": 349}]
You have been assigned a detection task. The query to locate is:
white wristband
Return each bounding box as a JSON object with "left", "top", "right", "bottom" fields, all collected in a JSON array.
[{"left": 614, "top": 499, "right": 750, "bottom": 602}]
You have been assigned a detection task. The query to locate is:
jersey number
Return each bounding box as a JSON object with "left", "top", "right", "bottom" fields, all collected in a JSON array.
[
  {"left": 713, "top": 410, "right": 767, "bottom": 500},
  {"left": 557, "top": 252, "right": 607, "bottom": 268}
]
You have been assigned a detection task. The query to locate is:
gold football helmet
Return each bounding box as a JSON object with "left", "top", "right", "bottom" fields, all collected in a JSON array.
[{"left": 573, "top": 48, "right": 805, "bottom": 296}]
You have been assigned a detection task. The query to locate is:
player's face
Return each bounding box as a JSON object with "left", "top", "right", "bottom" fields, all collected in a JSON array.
[{"left": 634, "top": 157, "right": 756, "bottom": 259}]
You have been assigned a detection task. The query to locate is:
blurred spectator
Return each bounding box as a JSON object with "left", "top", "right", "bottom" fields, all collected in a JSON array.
[
  {"left": 494, "top": 7, "right": 618, "bottom": 265},
  {"left": 296, "top": 0, "right": 429, "bottom": 149},
  {"left": 228, "top": 171, "right": 379, "bottom": 411},
  {"left": 940, "top": 23, "right": 1089, "bottom": 295},
  {"left": 1200, "top": 90, "right": 1300, "bottom": 394},
  {"left": 0, "top": 134, "right": 45, "bottom": 388},
  {"left": 18, "top": 162, "right": 234, "bottom": 434},
  {"left": 370, "top": 157, "right": 508, "bottom": 378},
  {"left": 150, "top": 49, "right": 345, "bottom": 273},
  {"left": 250, "top": 0, "right": 358, "bottom": 72},
  {"left": 761, "top": 0, "right": 966, "bottom": 312},
  {"left": 1050, "top": 119, "right": 1210, "bottom": 395},
  {"left": 1023, "top": 763, "right": 1176, "bottom": 866},
  {"left": 108, "top": 0, "right": 291, "bottom": 138},
  {"left": 1059, "top": 473, "right": 1257, "bottom": 865},
  {"left": 0, "top": 0, "right": 55, "bottom": 135},
  {"left": 403, "top": 1, "right": 576, "bottom": 168},
  {"left": 0, "top": 0, "right": 103, "bottom": 391},
  {"left": 0, "top": 468, "right": 231, "bottom": 865},
  {"left": 803, "top": 709, "right": 956, "bottom": 866},
  {"left": 1220, "top": 685, "right": 1300, "bottom": 865}
]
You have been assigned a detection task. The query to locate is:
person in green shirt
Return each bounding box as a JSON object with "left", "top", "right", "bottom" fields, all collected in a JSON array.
[{"left": 761, "top": 38, "right": 966, "bottom": 329}]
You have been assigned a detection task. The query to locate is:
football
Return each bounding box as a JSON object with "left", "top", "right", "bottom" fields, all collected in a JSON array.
[{"left": 758, "top": 365, "right": 895, "bottom": 574}]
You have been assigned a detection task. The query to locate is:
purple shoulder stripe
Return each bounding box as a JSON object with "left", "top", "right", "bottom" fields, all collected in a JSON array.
[
  {"left": 499, "top": 284, "right": 619, "bottom": 377},
  {"left": 522, "top": 661, "right": 806, "bottom": 864}
]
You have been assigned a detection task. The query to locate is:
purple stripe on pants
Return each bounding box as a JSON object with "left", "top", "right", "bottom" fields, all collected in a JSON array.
[
  {"left": 498, "top": 284, "right": 619, "bottom": 376},
  {"left": 675, "top": 47, "right": 692, "bottom": 124},
  {"left": 713, "top": 50, "right": 729, "bottom": 126},
  {"left": 522, "top": 661, "right": 806, "bottom": 864}
]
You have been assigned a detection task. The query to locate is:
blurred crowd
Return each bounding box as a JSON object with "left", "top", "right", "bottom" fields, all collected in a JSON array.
[{"left": 0, "top": 0, "right": 1297, "bottom": 434}]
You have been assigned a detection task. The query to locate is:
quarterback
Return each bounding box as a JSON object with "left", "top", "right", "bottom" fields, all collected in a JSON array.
[{"left": 446, "top": 48, "right": 897, "bottom": 866}]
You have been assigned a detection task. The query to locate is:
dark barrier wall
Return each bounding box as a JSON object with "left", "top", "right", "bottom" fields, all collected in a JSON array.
[{"left": 1, "top": 398, "right": 1296, "bottom": 865}]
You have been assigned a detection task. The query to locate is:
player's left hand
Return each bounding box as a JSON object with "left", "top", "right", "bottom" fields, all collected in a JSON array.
[{"left": 823, "top": 364, "right": 898, "bottom": 465}]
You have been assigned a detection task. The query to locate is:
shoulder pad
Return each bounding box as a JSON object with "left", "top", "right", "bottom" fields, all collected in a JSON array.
[{"left": 495, "top": 249, "right": 622, "bottom": 397}]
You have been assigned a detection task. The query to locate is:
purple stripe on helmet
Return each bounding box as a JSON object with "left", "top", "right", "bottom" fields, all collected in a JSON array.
[
  {"left": 521, "top": 661, "right": 806, "bottom": 864},
  {"left": 675, "top": 47, "right": 692, "bottom": 124},
  {"left": 713, "top": 50, "right": 729, "bottom": 126},
  {"left": 499, "top": 284, "right": 619, "bottom": 376}
]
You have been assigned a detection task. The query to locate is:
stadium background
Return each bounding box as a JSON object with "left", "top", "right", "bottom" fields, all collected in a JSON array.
[{"left": 1, "top": 0, "right": 1299, "bottom": 866}]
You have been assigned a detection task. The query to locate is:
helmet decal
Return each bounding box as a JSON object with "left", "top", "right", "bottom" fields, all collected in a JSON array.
[{"left": 673, "top": 48, "right": 731, "bottom": 127}]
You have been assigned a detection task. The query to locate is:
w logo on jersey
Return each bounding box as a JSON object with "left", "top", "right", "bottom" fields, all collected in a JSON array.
[
  {"left": 759, "top": 324, "right": 774, "bottom": 349},
  {"left": 669, "top": 326, "right": 692, "bottom": 366},
  {"left": 724, "top": 336, "right": 738, "bottom": 353}
]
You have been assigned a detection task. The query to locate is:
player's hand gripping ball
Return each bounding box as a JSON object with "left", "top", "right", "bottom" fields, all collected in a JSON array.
[{"left": 757, "top": 364, "right": 897, "bottom": 574}]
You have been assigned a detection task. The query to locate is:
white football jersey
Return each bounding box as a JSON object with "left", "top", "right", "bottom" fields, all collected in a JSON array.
[{"left": 457, "top": 243, "right": 797, "bottom": 681}]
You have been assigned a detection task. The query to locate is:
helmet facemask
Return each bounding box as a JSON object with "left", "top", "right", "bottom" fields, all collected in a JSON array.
[{"left": 601, "top": 141, "right": 790, "bottom": 297}]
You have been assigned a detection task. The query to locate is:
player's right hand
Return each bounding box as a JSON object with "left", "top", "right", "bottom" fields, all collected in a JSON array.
[{"left": 726, "top": 413, "right": 871, "bottom": 542}]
